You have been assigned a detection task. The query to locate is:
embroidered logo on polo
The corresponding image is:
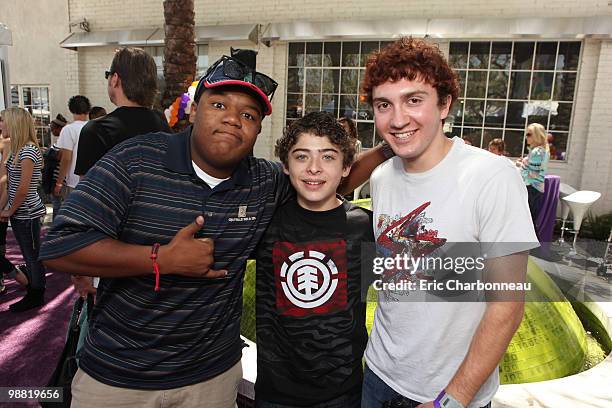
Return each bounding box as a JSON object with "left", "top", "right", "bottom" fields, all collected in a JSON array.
[
  {"left": 273, "top": 240, "right": 347, "bottom": 317},
  {"left": 228, "top": 204, "right": 256, "bottom": 222}
]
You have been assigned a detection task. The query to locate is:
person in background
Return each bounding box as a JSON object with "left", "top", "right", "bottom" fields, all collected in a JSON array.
[
  {"left": 0, "top": 122, "right": 28, "bottom": 294},
  {"left": 88, "top": 106, "right": 107, "bottom": 120},
  {"left": 0, "top": 107, "right": 47, "bottom": 312},
  {"left": 42, "top": 114, "right": 67, "bottom": 220},
  {"left": 516, "top": 123, "right": 550, "bottom": 223},
  {"left": 487, "top": 138, "right": 505, "bottom": 156},
  {"left": 70, "top": 47, "right": 170, "bottom": 301},
  {"left": 74, "top": 47, "right": 170, "bottom": 178},
  {"left": 54, "top": 95, "right": 91, "bottom": 199}
]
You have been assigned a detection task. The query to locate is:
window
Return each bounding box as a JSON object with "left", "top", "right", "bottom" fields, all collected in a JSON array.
[
  {"left": 448, "top": 41, "right": 581, "bottom": 160},
  {"left": 10, "top": 85, "right": 52, "bottom": 149},
  {"left": 286, "top": 41, "right": 391, "bottom": 148}
]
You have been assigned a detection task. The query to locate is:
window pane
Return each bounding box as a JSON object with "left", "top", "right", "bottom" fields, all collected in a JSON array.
[
  {"left": 469, "top": 42, "right": 490, "bottom": 69},
  {"left": 487, "top": 71, "right": 508, "bottom": 99},
  {"left": 340, "top": 69, "right": 359, "bottom": 94},
  {"left": 553, "top": 72, "right": 576, "bottom": 101},
  {"left": 549, "top": 102, "right": 572, "bottom": 131},
  {"left": 466, "top": 71, "right": 487, "bottom": 98},
  {"left": 357, "top": 122, "right": 374, "bottom": 148},
  {"left": 288, "top": 43, "right": 305, "bottom": 67},
  {"left": 484, "top": 101, "right": 506, "bottom": 128},
  {"left": 360, "top": 41, "right": 379, "bottom": 66},
  {"left": 447, "top": 126, "right": 462, "bottom": 138},
  {"left": 512, "top": 42, "right": 534, "bottom": 70},
  {"left": 530, "top": 72, "right": 553, "bottom": 100},
  {"left": 321, "top": 69, "right": 340, "bottom": 94},
  {"left": 456, "top": 70, "right": 467, "bottom": 97},
  {"left": 286, "top": 93, "right": 303, "bottom": 118},
  {"left": 506, "top": 101, "right": 527, "bottom": 128},
  {"left": 22, "top": 87, "right": 32, "bottom": 106},
  {"left": 305, "top": 94, "right": 321, "bottom": 114},
  {"left": 448, "top": 99, "right": 464, "bottom": 127},
  {"left": 534, "top": 42, "right": 557, "bottom": 70},
  {"left": 462, "top": 127, "right": 482, "bottom": 146},
  {"left": 11, "top": 86, "right": 19, "bottom": 105},
  {"left": 504, "top": 130, "right": 525, "bottom": 157},
  {"left": 490, "top": 42, "right": 512, "bottom": 69},
  {"left": 287, "top": 68, "right": 304, "bottom": 93},
  {"left": 306, "top": 43, "right": 323, "bottom": 67},
  {"left": 342, "top": 42, "right": 360, "bottom": 67},
  {"left": 340, "top": 94, "right": 357, "bottom": 119},
  {"left": 549, "top": 132, "right": 568, "bottom": 160},
  {"left": 509, "top": 72, "right": 531, "bottom": 99},
  {"left": 321, "top": 94, "right": 339, "bottom": 116},
  {"left": 305, "top": 69, "right": 322, "bottom": 93},
  {"left": 323, "top": 42, "right": 341, "bottom": 67},
  {"left": 527, "top": 112, "right": 548, "bottom": 127},
  {"left": 463, "top": 100, "right": 484, "bottom": 126},
  {"left": 557, "top": 42, "right": 581, "bottom": 71},
  {"left": 449, "top": 42, "right": 469, "bottom": 69},
  {"left": 357, "top": 95, "right": 373, "bottom": 120}
]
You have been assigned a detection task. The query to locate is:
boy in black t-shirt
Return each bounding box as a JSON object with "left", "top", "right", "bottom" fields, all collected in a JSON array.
[{"left": 255, "top": 112, "right": 374, "bottom": 408}]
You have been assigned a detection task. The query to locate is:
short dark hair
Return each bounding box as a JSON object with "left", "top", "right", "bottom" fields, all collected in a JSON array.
[
  {"left": 337, "top": 117, "right": 358, "bottom": 140},
  {"left": 275, "top": 112, "right": 355, "bottom": 168},
  {"left": 110, "top": 47, "right": 158, "bottom": 107},
  {"left": 89, "top": 106, "right": 107, "bottom": 120},
  {"left": 362, "top": 37, "right": 460, "bottom": 107},
  {"left": 68, "top": 95, "right": 91, "bottom": 115}
]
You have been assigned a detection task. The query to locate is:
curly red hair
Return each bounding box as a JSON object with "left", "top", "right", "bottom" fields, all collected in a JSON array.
[{"left": 361, "top": 37, "right": 460, "bottom": 107}]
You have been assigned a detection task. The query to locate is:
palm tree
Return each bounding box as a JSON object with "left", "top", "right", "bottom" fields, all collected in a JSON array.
[{"left": 162, "top": 0, "right": 196, "bottom": 111}]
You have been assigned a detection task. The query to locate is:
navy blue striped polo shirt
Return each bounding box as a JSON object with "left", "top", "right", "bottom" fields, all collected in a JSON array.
[{"left": 40, "top": 128, "right": 292, "bottom": 389}]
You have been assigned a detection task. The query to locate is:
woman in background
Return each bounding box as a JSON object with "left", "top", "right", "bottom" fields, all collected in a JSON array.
[
  {"left": 0, "top": 107, "right": 46, "bottom": 312},
  {"left": 0, "top": 123, "right": 28, "bottom": 295},
  {"left": 517, "top": 123, "right": 550, "bottom": 224}
]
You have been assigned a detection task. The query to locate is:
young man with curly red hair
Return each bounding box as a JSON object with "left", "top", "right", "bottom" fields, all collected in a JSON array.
[{"left": 361, "top": 38, "right": 538, "bottom": 408}]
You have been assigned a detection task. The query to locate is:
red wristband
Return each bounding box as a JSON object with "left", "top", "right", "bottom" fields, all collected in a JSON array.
[{"left": 151, "top": 243, "right": 161, "bottom": 291}]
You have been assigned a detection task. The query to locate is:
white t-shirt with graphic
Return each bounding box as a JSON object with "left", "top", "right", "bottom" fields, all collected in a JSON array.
[
  {"left": 365, "top": 137, "right": 538, "bottom": 407},
  {"left": 56, "top": 120, "right": 87, "bottom": 188}
]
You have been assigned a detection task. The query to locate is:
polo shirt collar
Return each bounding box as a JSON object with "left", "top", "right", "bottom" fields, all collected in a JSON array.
[{"left": 164, "top": 126, "right": 253, "bottom": 186}]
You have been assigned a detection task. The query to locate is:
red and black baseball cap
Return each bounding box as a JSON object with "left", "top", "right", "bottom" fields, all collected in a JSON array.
[{"left": 194, "top": 48, "right": 278, "bottom": 116}]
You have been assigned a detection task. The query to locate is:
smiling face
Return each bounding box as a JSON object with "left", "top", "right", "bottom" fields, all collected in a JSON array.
[
  {"left": 284, "top": 132, "right": 350, "bottom": 212},
  {"left": 190, "top": 87, "right": 263, "bottom": 178},
  {"left": 372, "top": 77, "right": 452, "bottom": 173}
]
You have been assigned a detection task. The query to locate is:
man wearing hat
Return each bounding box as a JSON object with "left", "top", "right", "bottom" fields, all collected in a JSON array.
[{"left": 41, "top": 48, "right": 387, "bottom": 407}]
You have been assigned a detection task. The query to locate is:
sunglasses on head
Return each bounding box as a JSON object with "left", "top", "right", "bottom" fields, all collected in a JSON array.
[{"left": 200, "top": 55, "right": 278, "bottom": 101}]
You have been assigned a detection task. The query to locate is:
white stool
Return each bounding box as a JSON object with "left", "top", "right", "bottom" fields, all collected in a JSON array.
[
  {"left": 562, "top": 190, "right": 601, "bottom": 256},
  {"left": 557, "top": 183, "right": 577, "bottom": 244}
]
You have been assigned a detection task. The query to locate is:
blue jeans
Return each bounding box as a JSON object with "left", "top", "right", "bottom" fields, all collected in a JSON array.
[
  {"left": 10, "top": 217, "right": 45, "bottom": 290},
  {"left": 362, "top": 365, "right": 491, "bottom": 408},
  {"left": 256, "top": 387, "right": 361, "bottom": 408}
]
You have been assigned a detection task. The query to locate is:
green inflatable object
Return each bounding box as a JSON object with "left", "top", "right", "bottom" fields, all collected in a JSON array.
[{"left": 241, "top": 200, "right": 588, "bottom": 384}]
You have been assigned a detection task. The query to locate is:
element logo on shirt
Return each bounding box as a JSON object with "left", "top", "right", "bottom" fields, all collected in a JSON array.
[
  {"left": 273, "top": 240, "right": 348, "bottom": 317},
  {"left": 376, "top": 202, "right": 446, "bottom": 298}
]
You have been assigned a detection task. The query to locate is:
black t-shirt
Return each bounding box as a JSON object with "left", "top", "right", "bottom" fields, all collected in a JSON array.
[
  {"left": 74, "top": 106, "right": 171, "bottom": 175},
  {"left": 254, "top": 198, "right": 374, "bottom": 405}
]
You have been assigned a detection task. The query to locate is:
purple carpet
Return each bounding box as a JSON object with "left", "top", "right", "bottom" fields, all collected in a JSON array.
[{"left": 0, "top": 227, "right": 77, "bottom": 408}]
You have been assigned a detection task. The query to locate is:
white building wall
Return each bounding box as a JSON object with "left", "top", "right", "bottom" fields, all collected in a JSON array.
[
  {"left": 1, "top": 0, "right": 69, "bottom": 119},
  {"left": 63, "top": 0, "right": 612, "bottom": 213},
  {"left": 68, "top": 0, "right": 612, "bottom": 29}
]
